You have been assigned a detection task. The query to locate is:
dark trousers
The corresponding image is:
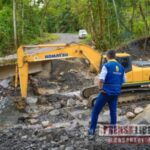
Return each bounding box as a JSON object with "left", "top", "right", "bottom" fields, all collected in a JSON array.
[{"left": 89, "top": 93, "right": 118, "bottom": 133}]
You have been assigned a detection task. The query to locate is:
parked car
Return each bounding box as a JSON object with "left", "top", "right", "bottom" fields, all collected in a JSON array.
[{"left": 78, "top": 29, "right": 88, "bottom": 39}]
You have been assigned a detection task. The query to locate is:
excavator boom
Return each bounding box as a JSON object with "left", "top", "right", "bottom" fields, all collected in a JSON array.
[{"left": 16, "top": 44, "right": 102, "bottom": 98}]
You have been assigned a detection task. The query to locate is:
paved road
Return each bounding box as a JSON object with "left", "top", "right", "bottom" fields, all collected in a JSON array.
[{"left": 50, "top": 33, "right": 80, "bottom": 44}]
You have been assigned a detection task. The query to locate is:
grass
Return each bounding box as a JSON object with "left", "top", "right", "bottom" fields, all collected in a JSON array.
[
  {"left": 29, "top": 33, "right": 59, "bottom": 45},
  {"left": 79, "top": 34, "right": 92, "bottom": 45},
  {"left": 0, "top": 33, "right": 59, "bottom": 57}
]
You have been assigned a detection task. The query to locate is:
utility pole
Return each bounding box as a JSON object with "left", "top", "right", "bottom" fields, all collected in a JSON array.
[{"left": 13, "top": 0, "right": 17, "bottom": 50}]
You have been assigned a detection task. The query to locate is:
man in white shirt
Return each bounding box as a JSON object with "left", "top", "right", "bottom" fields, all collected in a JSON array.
[{"left": 88, "top": 50, "right": 126, "bottom": 135}]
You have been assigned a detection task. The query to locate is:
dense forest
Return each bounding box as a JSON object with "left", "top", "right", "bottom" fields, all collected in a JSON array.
[{"left": 0, "top": 0, "right": 150, "bottom": 56}]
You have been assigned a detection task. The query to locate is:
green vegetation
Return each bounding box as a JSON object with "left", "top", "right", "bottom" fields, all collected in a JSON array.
[
  {"left": 25, "top": 33, "right": 59, "bottom": 45},
  {"left": 0, "top": 0, "right": 149, "bottom": 56},
  {"left": 80, "top": 35, "right": 93, "bottom": 45}
]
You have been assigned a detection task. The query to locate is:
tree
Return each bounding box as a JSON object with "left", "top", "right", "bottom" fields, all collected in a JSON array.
[
  {"left": 0, "top": 0, "right": 150, "bottom": 56},
  {"left": 13, "top": 0, "right": 17, "bottom": 50}
]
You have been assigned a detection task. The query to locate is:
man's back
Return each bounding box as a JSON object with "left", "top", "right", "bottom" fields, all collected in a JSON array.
[{"left": 102, "top": 60, "right": 125, "bottom": 95}]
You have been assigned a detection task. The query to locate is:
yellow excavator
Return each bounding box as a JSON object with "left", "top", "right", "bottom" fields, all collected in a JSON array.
[{"left": 15, "top": 43, "right": 150, "bottom": 108}]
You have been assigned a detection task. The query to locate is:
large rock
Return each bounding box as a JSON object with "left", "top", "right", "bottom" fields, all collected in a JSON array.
[
  {"left": 54, "top": 102, "right": 61, "bottom": 109},
  {"left": 36, "top": 88, "right": 58, "bottom": 95},
  {"left": 38, "top": 97, "right": 48, "bottom": 104},
  {"left": 60, "top": 135, "right": 69, "bottom": 142},
  {"left": 126, "top": 112, "right": 135, "bottom": 119},
  {"left": 0, "top": 97, "right": 9, "bottom": 109},
  {"left": 65, "top": 147, "right": 74, "bottom": 150},
  {"left": 26, "top": 97, "right": 38, "bottom": 105},
  {"left": 75, "top": 100, "right": 83, "bottom": 106},
  {"left": 131, "top": 104, "right": 150, "bottom": 124},
  {"left": 134, "top": 107, "right": 143, "bottom": 115},
  {"left": 28, "top": 119, "right": 38, "bottom": 125},
  {"left": 49, "top": 109, "right": 60, "bottom": 116},
  {"left": 25, "top": 105, "right": 38, "bottom": 114},
  {"left": 82, "top": 100, "right": 88, "bottom": 106},
  {"left": 60, "top": 72, "right": 64, "bottom": 76},
  {"left": 51, "top": 148, "right": 59, "bottom": 150},
  {"left": 41, "top": 120, "right": 50, "bottom": 127},
  {"left": 59, "top": 145, "right": 65, "bottom": 150},
  {"left": 67, "top": 98, "right": 76, "bottom": 107},
  {"left": 68, "top": 69, "right": 78, "bottom": 73},
  {"left": 0, "top": 79, "right": 10, "bottom": 88},
  {"left": 130, "top": 104, "right": 137, "bottom": 110}
]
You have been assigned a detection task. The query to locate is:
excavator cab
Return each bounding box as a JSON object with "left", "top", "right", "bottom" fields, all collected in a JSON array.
[
  {"left": 100, "top": 53, "right": 132, "bottom": 73},
  {"left": 100, "top": 53, "right": 150, "bottom": 86},
  {"left": 116, "top": 56, "right": 132, "bottom": 73}
]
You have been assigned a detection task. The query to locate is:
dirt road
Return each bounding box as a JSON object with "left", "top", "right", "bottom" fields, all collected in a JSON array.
[{"left": 50, "top": 33, "right": 80, "bottom": 44}]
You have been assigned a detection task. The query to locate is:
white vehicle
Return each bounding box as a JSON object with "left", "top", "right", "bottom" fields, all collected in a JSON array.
[{"left": 78, "top": 29, "right": 87, "bottom": 39}]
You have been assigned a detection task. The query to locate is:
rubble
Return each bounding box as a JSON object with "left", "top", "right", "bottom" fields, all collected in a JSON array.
[
  {"left": 0, "top": 58, "right": 150, "bottom": 150},
  {"left": 76, "top": 100, "right": 83, "bottom": 107},
  {"left": 0, "top": 79, "right": 10, "bottom": 89},
  {"left": 26, "top": 97, "right": 38, "bottom": 105},
  {"left": 117, "top": 115, "right": 129, "bottom": 124},
  {"left": 131, "top": 104, "right": 150, "bottom": 124},
  {"left": 25, "top": 105, "right": 38, "bottom": 114},
  {"left": 38, "top": 96, "right": 49, "bottom": 104},
  {"left": 67, "top": 98, "right": 76, "bottom": 107},
  {"left": 0, "top": 97, "right": 10, "bottom": 110},
  {"left": 102, "top": 108, "right": 122, "bottom": 118},
  {"left": 49, "top": 109, "right": 60, "bottom": 116},
  {"left": 65, "top": 147, "right": 74, "bottom": 150},
  {"left": 28, "top": 118, "right": 39, "bottom": 125},
  {"left": 0, "top": 125, "right": 150, "bottom": 150}
]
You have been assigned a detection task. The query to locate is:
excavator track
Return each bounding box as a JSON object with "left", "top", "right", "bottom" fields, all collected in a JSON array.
[{"left": 81, "top": 85, "right": 150, "bottom": 108}]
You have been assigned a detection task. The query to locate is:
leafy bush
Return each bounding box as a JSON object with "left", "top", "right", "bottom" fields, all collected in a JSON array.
[{"left": 0, "top": 6, "right": 13, "bottom": 56}]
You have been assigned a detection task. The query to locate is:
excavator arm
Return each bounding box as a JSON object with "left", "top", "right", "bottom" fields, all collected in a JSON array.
[{"left": 16, "top": 44, "right": 102, "bottom": 98}]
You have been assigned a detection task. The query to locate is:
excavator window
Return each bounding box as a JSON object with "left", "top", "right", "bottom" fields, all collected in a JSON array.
[
  {"left": 101, "top": 56, "right": 132, "bottom": 73},
  {"left": 116, "top": 56, "right": 132, "bottom": 73}
]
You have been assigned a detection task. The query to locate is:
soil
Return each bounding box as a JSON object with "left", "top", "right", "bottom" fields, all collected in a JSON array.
[{"left": 117, "top": 36, "right": 150, "bottom": 60}]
